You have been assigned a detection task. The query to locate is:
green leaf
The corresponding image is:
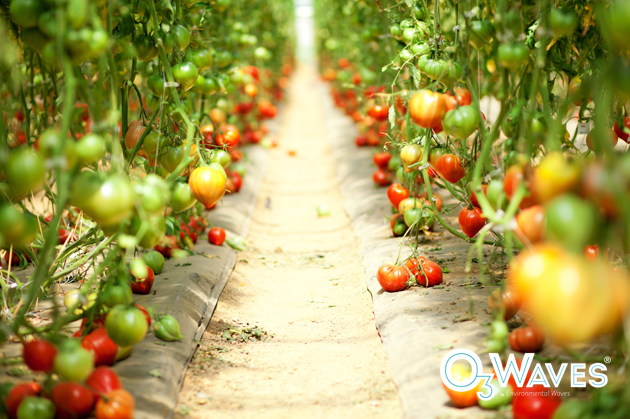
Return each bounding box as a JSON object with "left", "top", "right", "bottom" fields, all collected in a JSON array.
[
  {"left": 149, "top": 369, "right": 163, "bottom": 378},
  {"left": 410, "top": 65, "right": 421, "bottom": 89}
]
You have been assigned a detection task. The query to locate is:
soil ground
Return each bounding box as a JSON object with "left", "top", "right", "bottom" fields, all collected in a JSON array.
[{"left": 174, "top": 66, "right": 402, "bottom": 419}]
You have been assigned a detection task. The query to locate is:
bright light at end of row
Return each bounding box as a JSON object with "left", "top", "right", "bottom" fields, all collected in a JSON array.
[{"left": 296, "top": 6, "right": 314, "bottom": 17}]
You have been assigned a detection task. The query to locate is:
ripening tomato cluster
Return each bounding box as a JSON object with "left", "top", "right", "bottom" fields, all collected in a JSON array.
[{"left": 6, "top": 338, "right": 134, "bottom": 419}]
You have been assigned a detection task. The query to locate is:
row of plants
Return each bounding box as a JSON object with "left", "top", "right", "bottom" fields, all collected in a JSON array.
[
  {"left": 316, "top": 0, "right": 630, "bottom": 417},
  {"left": 0, "top": 0, "right": 294, "bottom": 416}
]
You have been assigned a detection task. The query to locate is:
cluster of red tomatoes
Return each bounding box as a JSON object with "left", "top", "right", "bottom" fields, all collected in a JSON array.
[{"left": 5, "top": 338, "right": 137, "bottom": 419}]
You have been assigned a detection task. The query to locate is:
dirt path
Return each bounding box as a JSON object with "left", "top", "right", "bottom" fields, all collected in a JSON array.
[{"left": 174, "top": 66, "right": 401, "bottom": 419}]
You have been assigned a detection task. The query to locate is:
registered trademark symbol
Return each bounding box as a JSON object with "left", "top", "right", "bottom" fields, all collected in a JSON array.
[{"left": 604, "top": 356, "right": 611, "bottom": 364}]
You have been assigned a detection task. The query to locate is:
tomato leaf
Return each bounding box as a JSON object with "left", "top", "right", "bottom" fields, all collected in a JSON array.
[{"left": 388, "top": 105, "right": 396, "bottom": 129}]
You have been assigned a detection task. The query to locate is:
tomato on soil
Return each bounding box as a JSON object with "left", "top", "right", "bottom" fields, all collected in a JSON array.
[
  {"left": 509, "top": 323, "right": 545, "bottom": 353},
  {"left": 376, "top": 263, "right": 410, "bottom": 292},
  {"left": 208, "top": 227, "right": 226, "bottom": 246},
  {"left": 405, "top": 257, "right": 443, "bottom": 287}
]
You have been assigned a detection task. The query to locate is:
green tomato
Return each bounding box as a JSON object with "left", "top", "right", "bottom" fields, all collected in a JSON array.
[
  {"left": 189, "top": 49, "right": 213, "bottom": 71},
  {"left": 159, "top": 145, "right": 185, "bottom": 173},
  {"left": 70, "top": 172, "right": 135, "bottom": 227},
  {"left": 548, "top": 9, "right": 577, "bottom": 36},
  {"left": 214, "top": 50, "right": 233, "bottom": 68},
  {"left": 211, "top": 149, "right": 232, "bottom": 168},
  {"left": 76, "top": 134, "right": 105, "bottom": 165},
  {"left": 396, "top": 166, "right": 405, "bottom": 182},
  {"left": 103, "top": 284, "right": 133, "bottom": 308},
  {"left": 497, "top": 43, "right": 529, "bottom": 69},
  {"left": 393, "top": 221, "right": 407, "bottom": 237},
  {"left": 443, "top": 106, "right": 480, "bottom": 139},
  {"left": 231, "top": 162, "right": 246, "bottom": 177},
  {"left": 490, "top": 320, "right": 509, "bottom": 340},
  {"left": 388, "top": 156, "right": 402, "bottom": 172},
  {"left": 544, "top": 194, "right": 598, "bottom": 252},
  {"left": 390, "top": 24, "right": 403, "bottom": 40},
  {"left": 172, "top": 62, "right": 198, "bottom": 92},
  {"left": 10, "top": 0, "right": 45, "bottom": 28},
  {"left": 146, "top": 93, "right": 160, "bottom": 110},
  {"left": 17, "top": 397, "right": 55, "bottom": 419},
  {"left": 469, "top": 20, "right": 494, "bottom": 49},
  {"left": 137, "top": 174, "right": 170, "bottom": 213},
  {"left": 212, "top": 0, "right": 229, "bottom": 12},
  {"left": 399, "top": 49, "right": 413, "bottom": 62},
  {"left": 130, "top": 213, "right": 166, "bottom": 248},
  {"left": 170, "top": 181, "right": 197, "bottom": 213},
  {"left": 486, "top": 338, "right": 506, "bottom": 353},
  {"left": 142, "top": 250, "right": 165, "bottom": 275},
  {"left": 402, "top": 28, "right": 416, "bottom": 44},
  {"left": 172, "top": 25, "right": 190, "bottom": 50},
  {"left": 5, "top": 148, "right": 45, "bottom": 199},
  {"left": 38, "top": 11, "right": 56, "bottom": 37},
  {"left": 105, "top": 305, "right": 149, "bottom": 347},
  {"left": 53, "top": 341, "right": 94, "bottom": 382},
  {"left": 0, "top": 205, "right": 38, "bottom": 247},
  {"left": 478, "top": 379, "right": 512, "bottom": 409},
  {"left": 154, "top": 314, "right": 183, "bottom": 341},
  {"left": 193, "top": 75, "right": 219, "bottom": 95},
  {"left": 404, "top": 208, "right": 424, "bottom": 227},
  {"left": 20, "top": 28, "right": 48, "bottom": 53},
  {"left": 162, "top": 31, "right": 174, "bottom": 54},
  {"left": 134, "top": 34, "right": 158, "bottom": 61},
  {"left": 486, "top": 180, "right": 507, "bottom": 211}
]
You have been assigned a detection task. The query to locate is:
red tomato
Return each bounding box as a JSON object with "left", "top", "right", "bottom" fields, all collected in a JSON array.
[
  {"left": 229, "top": 149, "right": 243, "bottom": 162},
  {"left": 86, "top": 367, "right": 122, "bottom": 400},
  {"left": 228, "top": 171, "right": 243, "bottom": 193},
  {"left": 434, "top": 154, "right": 466, "bottom": 183},
  {"left": 135, "top": 304, "right": 152, "bottom": 327},
  {"left": 81, "top": 327, "right": 119, "bottom": 366},
  {"left": 154, "top": 235, "right": 179, "bottom": 258},
  {"left": 338, "top": 57, "right": 350, "bottom": 69},
  {"left": 373, "top": 152, "right": 391, "bottom": 169},
  {"left": 58, "top": 228, "right": 77, "bottom": 244},
  {"left": 432, "top": 121, "right": 443, "bottom": 134},
  {"left": 217, "top": 125, "right": 240, "bottom": 149},
  {"left": 52, "top": 382, "right": 95, "bottom": 419},
  {"left": 504, "top": 164, "right": 537, "bottom": 209},
  {"left": 94, "top": 389, "right": 135, "bottom": 419},
  {"left": 459, "top": 207, "right": 486, "bottom": 238},
  {"left": 613, "top": 116, "right": 630, "bottom": 143},
  {"left": 372, "top": 169, "right": 392, "bottom": 187},
  {"left": 179, "top": 225, "right": 198, "bottom": 244},
  {"left": 352, "top": 72, "right": 362, "bottom": 85},
  {"left": 405, "top": 257, "right": 443, "bottom": 287},
  {"left": 367, "top": 105, "right": 390, "bottom": 122},
  {"left": 22, "top": 339, "right": 57, "bottom": 373},
  {"left": 470, "top": 185, "right": 488, "bottom": 207},
  {"left": 376, "top": 263, "right": 410, "bottom": 292},
  {"left": 130, "top": 266, "right": 155, "bottom": 295},
  {"left": 584, "top": 244, "right": 598, "bottom": 260},
  {"left": 387, "top": 183, "right": 409, "bottom": 209},
  {"left": 208, "top": 227, "right": 226, "bottom": 246},
  {"left": 488, "top": 288, "right": 522, "bottom": 320},
  {"left": 409, "top": 90, "right": 446, "bottom": 128},
  {"left": 355, "top": 136, "right": 368, "bottom": 147},
  {"left": 512, "top": 384, "right": 561, "bottom": 419},
  {"left": 509, "top": 323, "right": 546, "bottom": 353},
  {"left": 6, "top": 382, "right": 43, "bottom": 419}
]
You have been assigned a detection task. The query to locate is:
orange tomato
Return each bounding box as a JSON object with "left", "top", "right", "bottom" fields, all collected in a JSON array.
[
  {"left": 434, "top": 154, "right": 466, "bottom": 183},
  {"left": 515, "top": 205, "right": 545, "bottom": 244},
  {"left": 188, "top": 165, "right": 226, "bottom": 208},
  {"left": 95, "top": 389, "right": 134, "bottom": 419},
  {"left": 409, "top": 90, "right": 446, "bottom": 128},
  {"left": 443, "top": 363, "right": 481, "bottom": 408}
]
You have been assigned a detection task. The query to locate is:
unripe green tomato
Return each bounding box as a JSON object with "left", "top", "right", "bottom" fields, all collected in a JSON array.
[
  {"left": 17, "top": 397, "right": 55, "bottom": 419},
  {"left": 478, "top": 379, "right": 512, "bottom": 409},
  {"left": 490, "top": 320, "right": 509, "bottom": 340},
  {"left": 402, "top": 28, "right": 416, "bottom": 43},
  {"left": 53, "top": 342, "right": 94, "bottom": 382}
]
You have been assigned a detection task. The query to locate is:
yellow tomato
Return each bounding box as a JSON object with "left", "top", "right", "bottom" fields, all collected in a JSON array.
[
  {"left": 398, "top": 197, "right": 422, "bottom": 214},
  {"left": 531, "top": 152, "right": 580, "bottom": 203},
  {"left": 400, "top": 144, "right": 423, "bottom": 173}
]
